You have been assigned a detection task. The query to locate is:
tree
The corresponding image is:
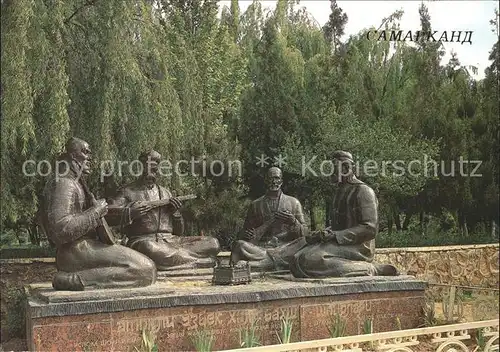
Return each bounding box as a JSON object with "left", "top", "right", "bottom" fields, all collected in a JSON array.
[
  {"left": 0, "top": 0, "right": 497, "bottom": 248},
  {"left": 322, "top": 0, "right": 347, "bottom": 53}
]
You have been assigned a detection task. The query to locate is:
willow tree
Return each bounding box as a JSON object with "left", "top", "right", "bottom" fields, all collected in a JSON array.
[
  {"left": 1, "top": 0, "right": 70, "bottom": 241},
  {"left": 59, "top": 1, "right": 185, "bottom": 200},
  {"left": 1, "top": 0, "right": 497, "bottom": 248}
]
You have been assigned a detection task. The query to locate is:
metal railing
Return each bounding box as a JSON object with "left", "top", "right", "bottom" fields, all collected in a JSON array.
[{"left": 220, "top": 319, "right": 499, "bottom": 352}]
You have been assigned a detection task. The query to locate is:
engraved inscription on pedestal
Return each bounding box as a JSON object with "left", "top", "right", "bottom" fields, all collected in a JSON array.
[
  {"left": 300, "top": 296, "right": 424, "bottom": 339},
  {"left": 111, "top": 306, "right": 300, "bottom": 350}
]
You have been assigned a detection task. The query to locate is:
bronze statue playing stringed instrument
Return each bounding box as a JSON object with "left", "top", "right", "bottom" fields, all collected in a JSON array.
[
  {"left": 230, "top": 167, "right": 308, "bottom": 271},
  {"left": 79, "top": 176, "right": 116, "bottom": 245},
  {"left": 106, "top": 150, "right": 220, "bottom": 271},
  {"left": 40, "top": 137, "right": 157, "bottom": 290}
]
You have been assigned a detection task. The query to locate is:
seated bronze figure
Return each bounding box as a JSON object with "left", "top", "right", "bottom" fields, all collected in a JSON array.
[
  {"left": 40, "top": 137, "right": 157, "bottom": 290},
  {"left": 289, "top": 151, "right": 399, "bottom": 278},
  {"left": 106, "top": 150, "right": 221, "bottom": 270},
  {"left": 230, "top": 167, "right": 308, "bottom": 271}
]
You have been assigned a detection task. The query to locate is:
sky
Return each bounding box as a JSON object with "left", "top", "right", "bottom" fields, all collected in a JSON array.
[{"left": 218, "top": 0, "right": 499, "bottom": 79}]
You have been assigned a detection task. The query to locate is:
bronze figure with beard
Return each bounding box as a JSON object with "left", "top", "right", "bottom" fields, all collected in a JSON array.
[
  {"left": 40, "top": 137, "right": 157, "bottom": 290},
  {"left": 230, "top": 167, "right": 308, "bottom": 271},
  {"left": 106, "top": 150, "right": 221, "bottom": 270},
  {"left": 289, "top": 151, "right": 399, "bottom": 278}
]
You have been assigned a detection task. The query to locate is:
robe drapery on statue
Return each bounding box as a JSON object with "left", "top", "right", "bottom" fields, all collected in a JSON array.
[
  {"left": 290, "top": 180, "right": 398, "bottom": 278},
  {"left": 106, "top": 181, "right": 220, "bottom": 270},
  {"left": 41, "top": 169, "right": 157, "bottom": 291},
  {"left": 230, "top": 192, "right": 308, "bottom": 270}
]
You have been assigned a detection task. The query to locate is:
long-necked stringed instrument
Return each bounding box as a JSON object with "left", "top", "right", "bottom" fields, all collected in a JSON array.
[
  {"left": 250, "top": 217, "right": 276, "bottom": 244},
  {"left": 79, "top": 177, "right": 116, "bottom": 245},
  {"left": 138, "top": 194, "right": 198, "bottom": 210}
]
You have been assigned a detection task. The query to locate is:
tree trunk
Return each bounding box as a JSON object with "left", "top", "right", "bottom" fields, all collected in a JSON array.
[
  {"left": 310, "top": 203, "right": 316, "bottom": 231},
  {"left": 393, "top": 211, "right": 401, "bottom": 231},
  {"left": 325, "top": 198, "right": 331, "bottom": 228},
  {"left": 402, "top": 211, "right": 413, "bottom": 230},
  {"left": 28, "top": 223, "right": 40, "bottom": 246},
  {"left": 388, "top": 214, "right": 393, "bottom": 234},
  {"left": 458, "top": 209, "right": 468, "bottom": 237},
  {"left": 419, "top": 211, "right": 425, "bottom": 237}
]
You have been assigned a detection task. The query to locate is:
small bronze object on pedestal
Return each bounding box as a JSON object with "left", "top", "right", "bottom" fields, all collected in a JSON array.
[{"left": 212, "top": 259, "right": 251, "bottom": 285}]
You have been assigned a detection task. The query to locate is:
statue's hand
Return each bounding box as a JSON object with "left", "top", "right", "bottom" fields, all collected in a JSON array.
[
  {"left": 267, "top": 236, "right": 279, "bottom": 247},
  {"left": 274, "top": 210, "right": 296, "bottom": 226},
  {"left": 305, "top": 232, "right": 322, "bottom": 245},
  {"left": 321, "top": 228, "right": 338, "bottom": 243},
  {"left": 244, "top": 228, "right": 255, "bottom": 241},
  {"left": 95, "top": 199, "right": 108, "bottom": 217},
  {"left": 130, "top": 201, "right": 152, "bottom": 219},
  {"left": 168, "top": 197, "right": 183, "bottom": 212}
]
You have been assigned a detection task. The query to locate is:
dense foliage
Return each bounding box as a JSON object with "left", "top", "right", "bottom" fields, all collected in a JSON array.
[{"left": 1, "top": 0, "right": 498, "bottom": 249}]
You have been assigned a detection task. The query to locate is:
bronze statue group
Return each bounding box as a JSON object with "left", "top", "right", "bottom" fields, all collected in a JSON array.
[{"left": 40, "top": 137, "right": 398, "bottom": 291}]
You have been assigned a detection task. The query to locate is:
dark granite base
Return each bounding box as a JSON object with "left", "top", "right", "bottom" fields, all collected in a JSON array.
[
  {"left": 26, "top": 275, "right": 427, "bottom": 351},
  {"left": 156, "top": 268, "right": 289, "bottom": 280},
  {"left": 157, "top": 268, "right": 214, "bottom": 277}
]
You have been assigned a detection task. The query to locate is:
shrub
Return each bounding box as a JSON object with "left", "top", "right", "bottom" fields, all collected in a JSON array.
[{"left": 5, "top": 287, "right": 28, "bottom": 339}]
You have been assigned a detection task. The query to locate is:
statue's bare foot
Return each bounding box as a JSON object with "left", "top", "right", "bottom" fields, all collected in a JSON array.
[{"left": 374, "top": 263, "right": 399, "bottom": 276}]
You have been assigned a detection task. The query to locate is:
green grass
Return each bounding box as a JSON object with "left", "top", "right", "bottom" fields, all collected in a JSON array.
[
  {"left": 239, "top": 321, "right": 261, "bottom": 348},
  {"left": 276, "top": 317, "right": 293, "bottom": 344},
  {"left": 134, "top": 329, "right": 158, "bottom": 352},
  {"left": 190, "top": 329, "right": 215, "bottom": 352},
  {"left": 327, "top": 313, "right": 346, "bottom": 338}
]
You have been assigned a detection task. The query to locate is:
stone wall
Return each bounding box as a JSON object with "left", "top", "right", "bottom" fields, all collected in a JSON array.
[
  {"left": 1, "top": 243, "right": 498, "bottom": 289},
  {"left": 374, "top": 244, "right": 499, "bottom": 288}
]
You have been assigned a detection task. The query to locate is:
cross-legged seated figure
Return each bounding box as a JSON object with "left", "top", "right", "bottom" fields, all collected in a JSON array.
[
  {"left": 106, "top": 150, "right": 220, "bottom": 271},
  {"left": 230, "top": 167, "right": 308, "bottom": 271},
  {"left": 290, "top": 151, "right": 399, "bottom": 278},
  {"left": 41, "top": 137, "right": 157, "bottom": 290}
]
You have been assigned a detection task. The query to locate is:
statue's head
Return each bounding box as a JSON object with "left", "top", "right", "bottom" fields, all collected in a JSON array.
[
  {"left": 139, "top": 149, "right": 161, "bottom": 183},
  {"left": 331, "top": 150, "right": 354, "bottom": 183},
  {"left": 64, "top": 137, "right": 92, "bottom": 175},
  {"left": 265, "top": 166, "right": 283, "bottom": 192}
]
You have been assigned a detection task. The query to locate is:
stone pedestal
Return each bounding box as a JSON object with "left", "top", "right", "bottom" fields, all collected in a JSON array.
[{"left": 26, "top": 275, "right": 426, "bottom": 351}]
